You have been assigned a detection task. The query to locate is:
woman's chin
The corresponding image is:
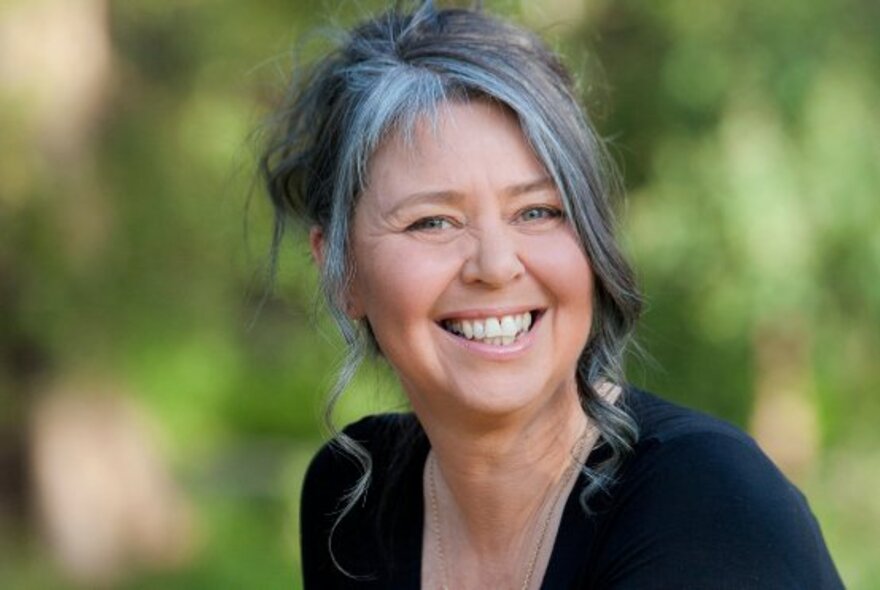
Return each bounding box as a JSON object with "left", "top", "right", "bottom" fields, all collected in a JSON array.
[{"left": 418, "top": 377, "right": 574, "bottom": 427}]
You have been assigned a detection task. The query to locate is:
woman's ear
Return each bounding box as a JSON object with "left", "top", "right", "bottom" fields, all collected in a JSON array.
[
  {"left": 308, "top": 225, "right": 365, "bottom": 319},
  {"left": 309, "top": 226, "right": 325, "bottom": 267}
]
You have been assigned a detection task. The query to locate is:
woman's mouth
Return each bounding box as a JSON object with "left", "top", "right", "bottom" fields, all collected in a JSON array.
[{"left": 440, "top": 310, "right": 542, "bottom": 346}]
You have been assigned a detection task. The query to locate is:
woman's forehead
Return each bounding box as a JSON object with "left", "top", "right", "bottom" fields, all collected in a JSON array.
[{"left": 362, "top": 100, "right": 541, "bottom": 195}]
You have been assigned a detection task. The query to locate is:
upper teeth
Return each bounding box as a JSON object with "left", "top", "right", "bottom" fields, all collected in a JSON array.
[{"left": 443, "top": 312, "right": 533, "bottom": 345}]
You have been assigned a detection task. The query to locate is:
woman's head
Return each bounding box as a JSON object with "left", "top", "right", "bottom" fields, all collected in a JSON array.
[{"left": 262, "top": 2, "right": 642, "bottom": 403}]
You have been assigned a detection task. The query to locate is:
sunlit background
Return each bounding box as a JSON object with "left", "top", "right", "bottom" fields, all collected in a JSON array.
[{"left": 1, "top": 0, "right": 878, "bottom": 588}]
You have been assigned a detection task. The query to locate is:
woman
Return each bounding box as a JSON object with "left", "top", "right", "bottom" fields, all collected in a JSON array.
[{"left": 262, "top": 2, "right": 843, "bottom": 588}]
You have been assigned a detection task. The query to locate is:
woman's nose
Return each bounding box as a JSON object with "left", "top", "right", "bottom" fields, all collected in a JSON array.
[{"left": 460, "top": 223, "right": 525, "bottom": 287}]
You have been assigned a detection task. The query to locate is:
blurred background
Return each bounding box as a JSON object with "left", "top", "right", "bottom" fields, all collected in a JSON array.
[{"left": 1, "top": 0, "right": 877, "bottom": 588}]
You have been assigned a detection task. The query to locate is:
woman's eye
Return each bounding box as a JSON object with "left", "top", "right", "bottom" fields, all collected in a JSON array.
[
  {"left": 519, "top": 206, "right": 563, "bottom": 222},
  {"left": 406, "top": 217, "right": 454, "bottom": 232}
]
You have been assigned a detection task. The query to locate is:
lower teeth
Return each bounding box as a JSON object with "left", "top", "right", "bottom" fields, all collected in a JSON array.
[{"left": 450, "top": 332, "right": 523, "bottom": 345}]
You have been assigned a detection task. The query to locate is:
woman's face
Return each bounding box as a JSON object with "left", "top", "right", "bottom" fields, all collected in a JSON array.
[{"left": 347, "top": 101, "right": 594, "bottom": 422}]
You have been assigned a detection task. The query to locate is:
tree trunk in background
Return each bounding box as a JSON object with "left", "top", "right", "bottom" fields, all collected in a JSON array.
[
  {"left": 30, "top": 387, "right": 195, "bottom": 587},
  {"left": 750, "top": 320, "right": 819, "bottom": 483}
]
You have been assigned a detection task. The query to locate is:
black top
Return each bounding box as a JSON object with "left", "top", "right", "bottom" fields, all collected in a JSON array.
[{"left": 300, "top": 388, "right": 844, "bottom": 589}]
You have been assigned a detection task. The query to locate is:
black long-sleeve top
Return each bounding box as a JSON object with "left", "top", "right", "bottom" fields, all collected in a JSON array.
[{"left": 300, "top": 388, "right": 844, "bottom": 588}]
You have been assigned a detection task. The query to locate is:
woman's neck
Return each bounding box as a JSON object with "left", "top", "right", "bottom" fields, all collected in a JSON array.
[
  {"left": 421, "top": 385, "right": 591, "bottom": 556},
  {"left": 417, "top": 382, "right": 621, "bottom": 589}
]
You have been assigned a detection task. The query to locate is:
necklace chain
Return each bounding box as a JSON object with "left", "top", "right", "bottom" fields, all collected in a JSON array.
[{"left": 427, "top": 424, "right": 592, "bottom": 590}]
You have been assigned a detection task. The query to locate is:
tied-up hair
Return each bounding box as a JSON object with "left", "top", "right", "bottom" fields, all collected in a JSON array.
[{"left": 261, "top": 0, "right": 643, "bottom": 577}]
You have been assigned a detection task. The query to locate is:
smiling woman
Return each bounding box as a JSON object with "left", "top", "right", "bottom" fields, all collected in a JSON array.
[{"left": 260, "top": 2, "right": 843, "bottom": 588}]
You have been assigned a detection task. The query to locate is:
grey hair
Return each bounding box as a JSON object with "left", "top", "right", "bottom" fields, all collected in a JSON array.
[{"left": 261, "top": 0, "right": 642, "bottom": 576}]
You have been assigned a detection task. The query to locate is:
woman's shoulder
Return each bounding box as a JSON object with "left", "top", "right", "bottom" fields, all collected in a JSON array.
[
  {"left": 621, "top": 387, "right": 790, "bottom": 488},
  {"left": 620, "top": 387, "right": 812, "bottom": 535},
  {"left": 327, "top": 412, "right": 417, "bottom": 450},
  {"left": 300, "top": 413, "right": 424, "bottom": 585},
  {"left": 591, "top": 387, "right": 843, "bottom": 588},
  {"left": 624, "top": 386, "right": 756, "bottom": 446},
  {"left": 303, "top": 413, "right": 421, "bottom": 492},
  {"left": 300, "top": 414, "right": 426, "bottom": 582}
]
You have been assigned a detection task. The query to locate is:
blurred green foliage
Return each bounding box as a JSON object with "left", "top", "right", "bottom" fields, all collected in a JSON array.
[{"left": 1, "top": 0, "right": 878, "bottom": 588}]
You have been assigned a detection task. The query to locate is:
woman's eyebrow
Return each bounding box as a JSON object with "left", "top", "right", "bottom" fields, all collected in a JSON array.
[
  {"left": 386, "top": 177, "right": 555, "bottom": 216},
  {"left": 386, "top": 190, "right": 465, "bottom": 217},
  {"left": 505, "top": 176, "right": 555, "bottom": 197}
]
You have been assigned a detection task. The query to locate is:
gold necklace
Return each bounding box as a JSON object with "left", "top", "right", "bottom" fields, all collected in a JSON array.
[{"left": 427, "top": 425, "right": 592, "bottom": 590}]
